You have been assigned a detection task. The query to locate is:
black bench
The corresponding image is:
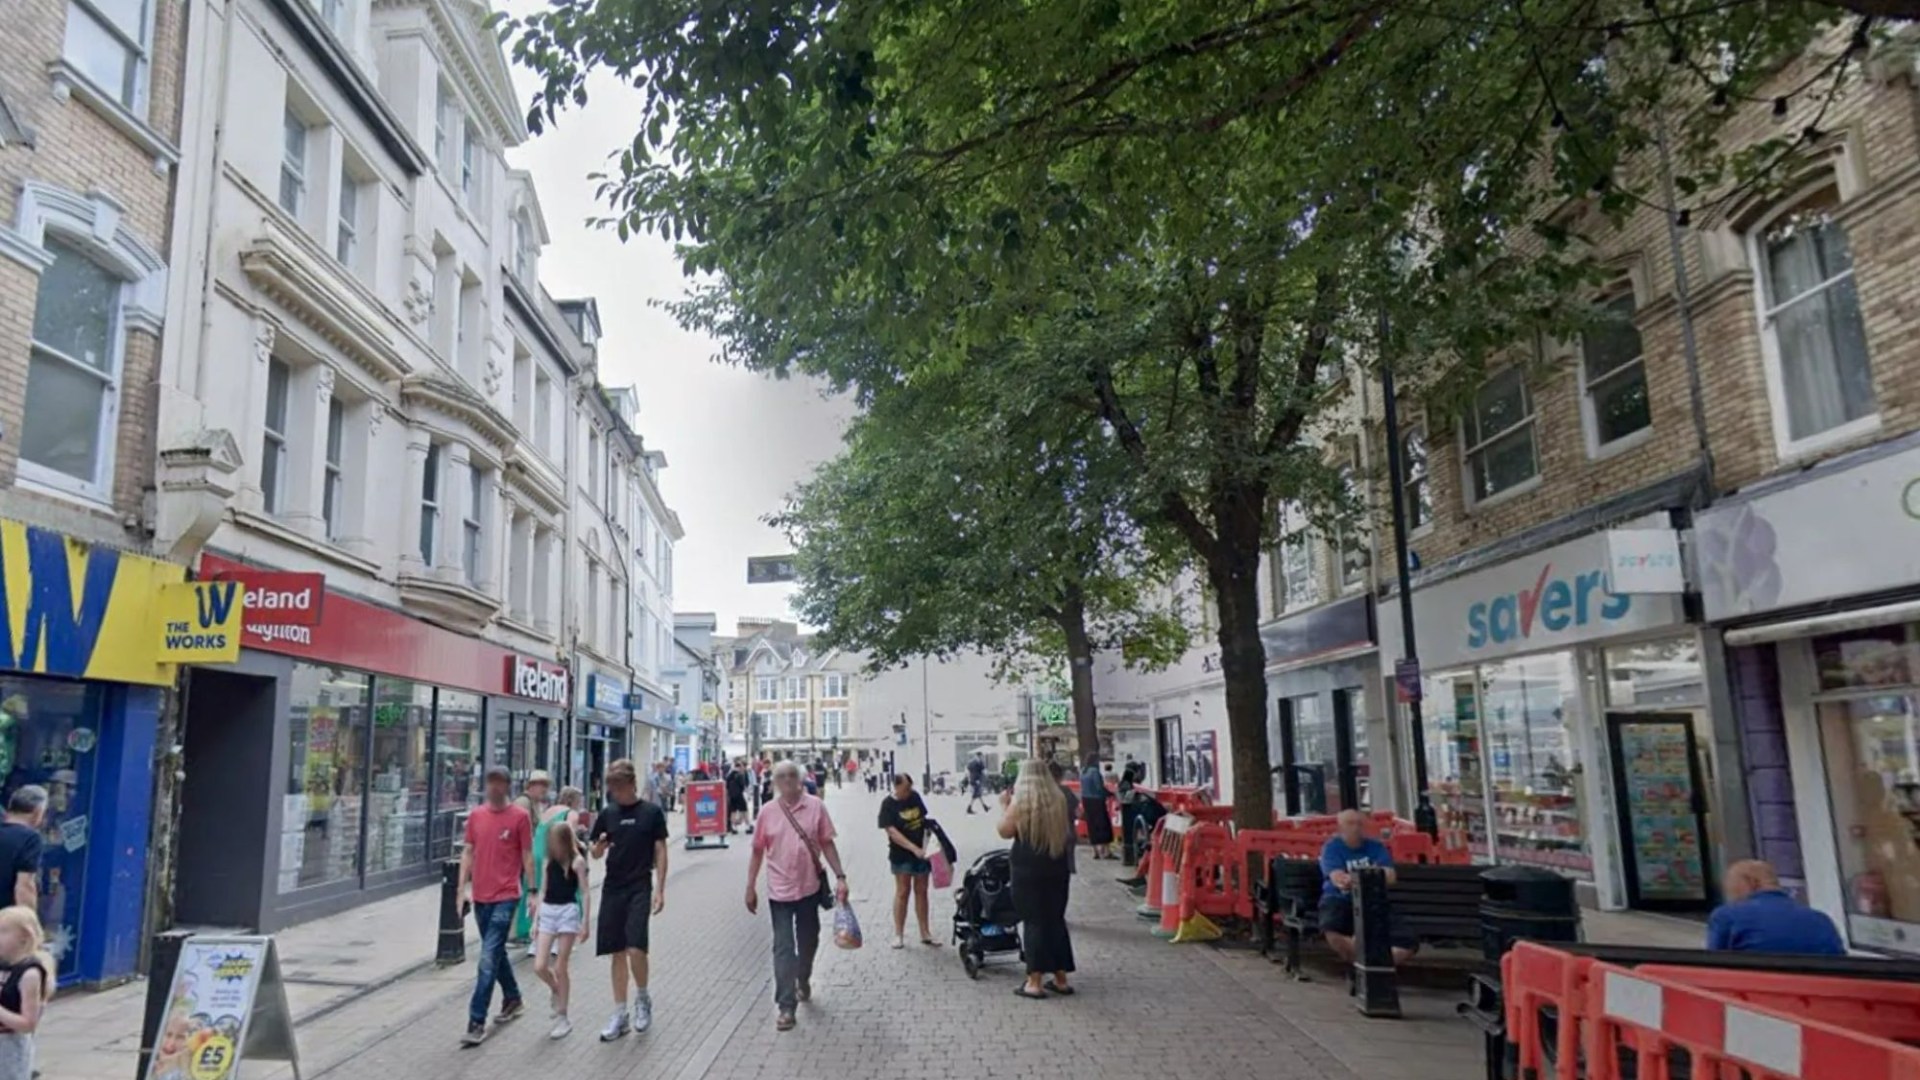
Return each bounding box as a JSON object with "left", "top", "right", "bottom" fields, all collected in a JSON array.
[{"left": 1258, "top": 858, "right": 1485, "bottom": 977}]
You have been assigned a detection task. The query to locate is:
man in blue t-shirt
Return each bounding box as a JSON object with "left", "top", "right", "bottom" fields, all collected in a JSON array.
[
  {"left": 1707, "top": 860, "right": 1845, "bottom": 955},
  {"left": 1318, "top": 810, "right": 1414, "bottom": 965}
]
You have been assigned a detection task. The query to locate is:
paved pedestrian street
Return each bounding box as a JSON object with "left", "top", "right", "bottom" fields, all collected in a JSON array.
[{"left": 98, "top": 785, "right": 1480, "bottom": 1080}]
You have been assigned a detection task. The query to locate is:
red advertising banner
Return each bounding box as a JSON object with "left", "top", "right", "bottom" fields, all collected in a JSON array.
[
  {"left": 684, "top": 780, "right": 728, "bottom": 840},
  {"left": 198, "top": 553, "right": 564, "bottom": 700},
  {"left": 200, "top": 568, "right": 326, "bottom": 626}
]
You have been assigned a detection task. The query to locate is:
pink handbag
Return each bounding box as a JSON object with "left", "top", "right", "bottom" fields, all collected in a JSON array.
[{"left": 929, "top": 846, "right": 953, "bottom": 889}]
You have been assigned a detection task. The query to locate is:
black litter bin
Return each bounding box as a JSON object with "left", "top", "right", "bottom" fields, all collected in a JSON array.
[{"left": 1480, "top": 864, "right": 1580, "bottom": 962}]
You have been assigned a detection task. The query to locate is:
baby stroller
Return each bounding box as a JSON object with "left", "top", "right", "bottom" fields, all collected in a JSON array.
[{"left": 952, "top": 849, "right": 1023, "bottom": 978}]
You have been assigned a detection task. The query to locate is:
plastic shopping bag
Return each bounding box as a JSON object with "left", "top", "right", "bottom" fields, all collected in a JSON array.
[
  {"left": 929, "top": 846, "right": 953, "bottom": 890},
  {"left": 833, "top": 901, "right": 864, "bottom": 950}
]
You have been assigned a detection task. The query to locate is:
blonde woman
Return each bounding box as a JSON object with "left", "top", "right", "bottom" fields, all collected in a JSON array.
[
  {"left": 997, "top": 760, "right": 1076, "bottom": 1000},
  {"left": 0, "top": 905, "right": 52, "bottom": 1076}
]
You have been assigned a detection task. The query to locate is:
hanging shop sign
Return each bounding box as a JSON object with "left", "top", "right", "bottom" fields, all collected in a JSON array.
[
  {"left": 1697, "top": 438, "right": 1920, "bottom": 620},
  {"left": 1378, "top": 514, "right": 1688, "bottom": 670},
  {"left": 1605, "top": 528, "right": 1686, "bottom": 595},
  {"left": 508, "top": 656, "right": 570, "bottom": 705},
  {"left": 154, "top": 580, "right": 245, "bottom": 663},
  {"left": 0, "top": 520, "right": 184, "bottom": 686},
  {"left": 142, "top": 935, "right": 300, "bottom": 1080}
]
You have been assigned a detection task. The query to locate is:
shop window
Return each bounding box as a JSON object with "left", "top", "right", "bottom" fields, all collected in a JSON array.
[
  {"left": 366, "top": 679, "right": 431, "bottom": 876},
  {"left": 1580, "top": 292, "right": 1651, "bottom": 454},
  {"left": 1285, "top": 695, "right": 1336, "bottom": 815},
  {"left": 431, "top": 690, "right": 480, "bottom": 861},
  {"left": 1341, "top": 687, "right": 1371, "bottom": 811},
  {"left": 1462, "top": 367, "right": 1539, "bottom": 504},
  {"left": 1750, "top": 188, "right": 1875, "bottom": 454},
  {"left": 1480, "top": 654, "right": 1589, "bottom": 876},
  {"left": 1604, "top": 637, "right": 1705, "bottom": 710},
  {"left": 282, "top": 664, "right": 369, "bottom": 893},
  {"left": 1813, "top": 626, "right": 1912, "bottom": 693},
  {"left": 1, "top": 677, "right": 105, "bottom": 982},
  {"left": 1818, "top": 688, "right": 1920, "bottom": 955}
]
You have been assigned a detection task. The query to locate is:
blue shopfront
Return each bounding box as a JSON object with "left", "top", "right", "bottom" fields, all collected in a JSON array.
[{"left": 0, "top": 520, "right": 187, "bottom": 987}]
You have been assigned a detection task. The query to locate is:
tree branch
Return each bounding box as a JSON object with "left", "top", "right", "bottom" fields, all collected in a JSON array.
[
  {"left": 1087, "top": 359, "right": 1216, "bottom": 554},
  {"left": 1262, "top": 270, "right": 1342, "bottom": 460}
]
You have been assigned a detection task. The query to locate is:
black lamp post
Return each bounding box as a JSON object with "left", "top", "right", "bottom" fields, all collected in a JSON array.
[{"left": 1379, "top": 314, "right": 1438, "bottom": 837}]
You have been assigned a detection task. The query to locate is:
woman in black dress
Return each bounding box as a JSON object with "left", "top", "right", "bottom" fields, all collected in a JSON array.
[{"left": 997, "top": 759, "right": 1075, "bottom": 999}]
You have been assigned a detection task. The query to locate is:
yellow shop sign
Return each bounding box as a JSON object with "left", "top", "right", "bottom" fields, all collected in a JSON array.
[
  {"left": 154, "top": 580, "right": 244, "bottom": 663},
  {"left": 0, "top": 519, "right": 185, "bottom": 686}
]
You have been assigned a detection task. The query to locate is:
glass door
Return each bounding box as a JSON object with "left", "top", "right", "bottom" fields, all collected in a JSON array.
[
  {"left": 1608, "top": 713, "right": 1712, "bottom": 909},
  {"left": 1155, "top": 715, "right": 1182, "bottom": 788}
]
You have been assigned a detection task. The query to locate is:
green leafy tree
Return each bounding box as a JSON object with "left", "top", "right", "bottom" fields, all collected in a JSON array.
[
  {"left": 504, "top": 0, "right": 1880, "bottom": 827},
  {"left": 772, "top": 371, "right": 1187, "bottom": 759}
]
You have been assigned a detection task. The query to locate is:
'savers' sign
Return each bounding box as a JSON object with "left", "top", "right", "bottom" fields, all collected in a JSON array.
[{"left": 508, "top": 655, "right": 569, "bottom": 704}]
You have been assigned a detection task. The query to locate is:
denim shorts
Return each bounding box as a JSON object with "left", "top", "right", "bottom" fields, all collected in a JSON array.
[{"left": 890, "top": 855, "right": 932, "bottom": 876}]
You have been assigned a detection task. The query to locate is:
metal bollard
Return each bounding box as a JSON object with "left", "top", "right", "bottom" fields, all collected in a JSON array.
[
  {"left": 437, "top": 858, "right": 466, "bottom": 966},
  {"left": 138, "top": 929, "right": 194, "bottom": 1080},
  {"left": 1351, "top": 866, "right": 1402, "bottom": 1019}
]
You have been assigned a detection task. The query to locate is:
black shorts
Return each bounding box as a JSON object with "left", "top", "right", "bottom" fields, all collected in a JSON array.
[
  {"left": 1318, "top": 893, "right": 1418, "bottom": 951},
  {"left": 597, "top": 887, "right": 652, "bottom": 956},
  {"left": 728, "top": 795, "right": 748, "bottom": 814}
]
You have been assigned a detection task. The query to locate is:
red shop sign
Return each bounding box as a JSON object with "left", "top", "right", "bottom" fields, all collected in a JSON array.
[
  {"left": 200, "top": 568, "right": 326, "bottom": 626},
  {"left": 506, "top": 655, "right": 570, "bottom": 705},
  {"left": 198, "top": 553, "right": 561, "bottom": 698}
]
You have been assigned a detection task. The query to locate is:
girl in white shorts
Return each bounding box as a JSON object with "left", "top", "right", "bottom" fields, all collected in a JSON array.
[{"left": 532, "top": 818, "right": 590, "bottom": 1038}]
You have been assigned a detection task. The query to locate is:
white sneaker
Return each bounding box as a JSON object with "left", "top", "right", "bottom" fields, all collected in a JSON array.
[
  {"left": 891, "top": 933, "right": 905, "bottom": 949},
  {"left": 631, "top": 992, "right": 653, "bottom": 1034},
  {"left": 599, "top": 1007, "right": 630, "bottom": 1042},
  {"left": 549, "top": 1015, "right": 573, "bottom": 1040}
]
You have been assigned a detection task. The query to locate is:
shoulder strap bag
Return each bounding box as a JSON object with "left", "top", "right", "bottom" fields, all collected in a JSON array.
[{"left": 777, "top": 797, "right": 835, "bottom": 910}]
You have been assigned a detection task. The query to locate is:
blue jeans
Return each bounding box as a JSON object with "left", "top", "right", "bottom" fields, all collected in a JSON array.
[{"left": 469, "top": 899, "right": 523, "bottom": 1025}]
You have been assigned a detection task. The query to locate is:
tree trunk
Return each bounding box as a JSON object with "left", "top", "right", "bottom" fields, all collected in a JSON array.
[
  {"left": 1057, "top": 594, "right": 1101, "bottom": 766},
  {"left": 1207, "top": 512, "right": 1274, "bottom": 833}
]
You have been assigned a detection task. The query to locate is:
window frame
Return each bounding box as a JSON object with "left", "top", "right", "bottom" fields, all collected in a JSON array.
[
  {"left": 279, "top": 106, "right": 309, "bottom": 220},
  {"left": 1399, "top": 421, "right": 1434, "bottom": 537},
  {"left": 318, "top": 0, "right": 346, "bottom": 35},
  {"left": 322, "top": 394, "right": 344, "bottom": 539},
  {"left": 20, "top": 236, "right": 126, "bottom": 503},
  {"left": 821, "top": 709, "right": 846, "bottom": 740},
  {"left": 419, "top": 442, "right": 441, "bottom": 565},
  {"left": 1578, "top": 290, "right": 1653, "bottom": 459},
  {"left": 460, "top": 125, "right": 479, "bottom": 207},
  {"left": 433, "top": 84, "right": 454, "bottom": 172},
  {"left": 784, "top": 676, "right": 805, "bottom": 701},
  {"left": 1745, "top": 184, "right": 1879, "bottom": 460},
  {"left": 1274, "top": 501, "right": 1319, "bottom": 615},
  {"left": 261, "top": 358, "right": 291, "bottom": 514},
  {"left": 822, "top": 673, "right": 847, "bottom": 699},
  {"left": 63, "top": 0, "right": 155, "bottom": 112},
  {"left": 334, "top": 165, "right": 359, "bottom": 267},
  {"left": 784, "top": 710, "right": 805, "bottom": 740},
  {"left": 755, "top": 676, "right": 778, "bottom": 702},
  {"left": 462, "top": 464, "right": 484, "bottom": 585},
  {"left": 1460, "top": 367, "right": 1541, "bottom": 508},
  {"left": 1334, "top": 440, "right": 1368, "bottom": 593}
]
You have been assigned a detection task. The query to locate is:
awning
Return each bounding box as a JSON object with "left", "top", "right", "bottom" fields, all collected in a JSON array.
[{"left": 1723, "top": 597, "right": 1920, "bottom": 647}]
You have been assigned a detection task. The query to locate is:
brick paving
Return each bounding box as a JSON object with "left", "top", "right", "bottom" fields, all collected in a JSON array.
[{"left": 51, "top": 786, "right": 1494, "bottom": 1079}]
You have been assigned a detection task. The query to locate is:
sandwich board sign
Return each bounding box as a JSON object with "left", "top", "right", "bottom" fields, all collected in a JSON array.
[{"left": 144, "top": 935, "right": 300, "bottom": 1080}]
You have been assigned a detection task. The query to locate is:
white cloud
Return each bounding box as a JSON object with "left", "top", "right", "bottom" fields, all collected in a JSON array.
[{"left": 499, "top": 10, "right": 852, "bottom": 629}]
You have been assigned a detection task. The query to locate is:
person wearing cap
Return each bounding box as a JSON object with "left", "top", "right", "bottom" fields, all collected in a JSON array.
[
  {"left": 511, "top": 770, "right": 554, "bottom": 946},
  {"left": 457, "top": 765, "right": 535, "bottom": 1046}
]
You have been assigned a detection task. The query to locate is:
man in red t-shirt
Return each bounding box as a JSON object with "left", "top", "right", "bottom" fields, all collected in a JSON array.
[{"left": 457, "top": 765, "right": 534, "bottom": 1046}]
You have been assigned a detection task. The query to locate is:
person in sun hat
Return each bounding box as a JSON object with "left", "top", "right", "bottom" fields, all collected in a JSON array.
[{"left": 512, "top": 769, "right": 554, "bottom": 945}]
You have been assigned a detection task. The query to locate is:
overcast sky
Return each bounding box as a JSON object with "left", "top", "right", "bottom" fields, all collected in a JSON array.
[{"left": 502, "top": 26, "right": 853, "bottom": 632}]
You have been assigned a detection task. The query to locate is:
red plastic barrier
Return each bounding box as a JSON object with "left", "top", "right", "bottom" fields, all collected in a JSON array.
[
  {"left": 1139, "top": 815, "right": 1187, "bottom": 919},
  {"left": 1504, "top": 940, "right": 1598, "bottom": 1079},
  {"left": 1144, "top": 786, "right": 1211, "bottom": 814},
  {"left": 1638, "top": 965, "right": 1920, "bottom": 1046},
  {"left": 1160, "top": 822, "right": 1241, "bottom": 936},
  {"left": 1587, "top": 960, "right": 1920, "bottom": 1080}
]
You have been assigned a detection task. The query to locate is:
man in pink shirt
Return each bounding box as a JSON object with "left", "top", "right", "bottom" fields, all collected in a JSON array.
[
  {"left": 457, "top": 765, "right": 535, "bottom": 1046},
  {"left": 745, "top": 760, "right": 849, "bottom": 1032}
]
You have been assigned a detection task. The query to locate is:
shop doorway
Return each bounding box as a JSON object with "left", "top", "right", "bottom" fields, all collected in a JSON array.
[
  {"left": 1606, "top": 713, "right": 1714, "bottom": 911},
  {"left": 490, "top": 712, "right": 556, "bottom": 791},
  {"left": 1277, "top": 689, "right": 1368, "bottom": 816},
  {"left": 1154, "top": 715, "right": 1181, "bottom": 787}
]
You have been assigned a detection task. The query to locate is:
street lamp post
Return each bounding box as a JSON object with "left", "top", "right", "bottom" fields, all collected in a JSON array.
[
  {"left": 1380, "top": 338, "right": 1438, "bottom": 837},
  {"left": 921, "top": 656, "right": 933, "bottom": 789}
]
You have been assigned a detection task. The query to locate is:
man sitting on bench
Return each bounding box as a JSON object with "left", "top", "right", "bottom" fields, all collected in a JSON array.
[
  {"left": 1319, "top": 811, "right": 1415, "bottom": 966},
  {"left": 1708, "top": 859, "right": 1845, "bottom": 955}
]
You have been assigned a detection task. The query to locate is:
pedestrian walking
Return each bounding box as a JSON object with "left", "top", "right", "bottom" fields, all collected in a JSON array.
[
  {"left": 511, "top": 770, "right": 553, "bottom": 945},
  {"left": 532, "top": 811, "right": 590, "bottom": 1038},
  {"left": 745, "top": 761, "right": 850, "bottom": 1032},
  {"left": 590, "top": 759, "right": 669, "bottom": 1042},
  {"left": 964, "top": 754, "right": 990, "bottom": 815},
  {"left": 0, "top": 789, "right": 46, "bottom": 911},
  {"left": 647, "top": 760, "right": 672, "bottom": 813},
  {"left": 726, "top": 759, "right": 750, "bottom": 834},
  {"left": 527, "top": 786, "right": 583, "bottom": 960},
  {"left": 998, "top": 761, "right": 1076, "bottom": 1000},
  {"left": 0, "top": 906, "right": 51, "bottom": 1076},
  {"left": 457, "top": 766, "right": 534, "bottom": 1046},
  {"left": 1079, "top": 755, "right": 1115, "bottom": 859},
  {"left": 878, "top": 774, "right": 939, "bottom": 949}
]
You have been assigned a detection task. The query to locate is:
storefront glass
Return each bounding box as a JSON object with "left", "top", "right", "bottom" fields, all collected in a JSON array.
[
  {"left": 1481, "top": 654, "right": 1590, "bottom": 876},
  {"left": 1287, "top": 694, "right": 1336, "bottom": 814},
  {"left": 432, "top": 691, "right": 482, "bottom": 862},
  {"left": 1339, "top": 687, "right": 1372, "bottom": 810},
  {"left": 0, "top": 677, "right": 104, "bottom": 981},
  {"left": 1605, "top": 638, "right": 1706, "bottom": 710},
  {"left": 283, "top": 664, "right": 370, "bottom": 893},
  {"left": 1423, "top": 674, "right": 1491, "bottom": 859},
  {"left": 1812, "top": 625, "right": 1920, "bottom": 953},
  {"left": 367, "top": 680, "right": 431, "bottom": 875}
]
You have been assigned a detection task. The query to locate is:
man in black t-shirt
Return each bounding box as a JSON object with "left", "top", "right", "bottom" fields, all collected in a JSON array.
[
  {"left": 589, "top": 759, "right": 669, "bottom": 1042},
  {"left": 0, "top": 787, "right": 46, "bottom": 910}
]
